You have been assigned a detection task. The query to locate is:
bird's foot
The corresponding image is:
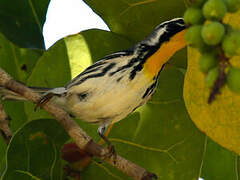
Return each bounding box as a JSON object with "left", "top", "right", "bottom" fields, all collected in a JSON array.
[
  {"left": 143, "top": 172, "right": 158, "bottom": 180},
  {"left": 103, "top": 144, "right": 117, "bottom": 164}
]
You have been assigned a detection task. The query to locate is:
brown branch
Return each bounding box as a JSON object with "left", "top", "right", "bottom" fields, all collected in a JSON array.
[
  {"left": 0, "top": 101, "right": 12, "bottom": 144},
  {"left": 0, "top": 68, "right": 156, "bottom": 180}
]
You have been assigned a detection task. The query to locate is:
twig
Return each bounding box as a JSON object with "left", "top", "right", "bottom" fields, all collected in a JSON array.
[
  {"left": 0, "top": 101, "right": 12, "bottom": 144},
  {"left": 208, "top": 47, "right": 229, "bottom": 104},
  {"left": 0, "top": 68, "right": 156, "bottom": 180}
]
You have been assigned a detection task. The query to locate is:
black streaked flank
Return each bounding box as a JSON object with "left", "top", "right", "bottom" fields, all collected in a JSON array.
[
  {"left": 66, "top": 50, "right": 134, "bottom": 88},
  {"left": 103, "top": 49, "right": 133, "bottom": 60},
  {"left": 129, "top": 45, "right": 151, "bottom": 80},
  {"left": 76, "top": 66, "right": 102, "bottom": 78},
  {"left": 142, "top": 81, "right": 158, "bottom": 99},
  {"left": 131, "top": 103, "right": 142, "bottom": 113},
  {"left": 141, "top": 64, "right": 165, "bottom": 99},
  {"left": 65, "top": 61, "right": 107, "bottom": 88},
  {"left": 85, "top": 60, "right": 107, "bottom": 71},
  {"left": 66, "top": 18, "right": 185, "bottom": 88},
  {"left": 112, "top": 45, "right": 149, "bottom": 75},
  {"left": 109, "top": 57, "right": 139, "bottom": 76},
  {"left": 72, "top": 63, "right": 116, "bottom": 86},
  {"left": 74, "top": 61, "right": 107, "bottom": 79},
  {"left": 116, "top": 76, "right": 123, "bottom": 82}
]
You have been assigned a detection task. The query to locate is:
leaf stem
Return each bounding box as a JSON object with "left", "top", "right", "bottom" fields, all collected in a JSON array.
[{"left": 208, "top": 46, "right": 229, "bottom": 103}]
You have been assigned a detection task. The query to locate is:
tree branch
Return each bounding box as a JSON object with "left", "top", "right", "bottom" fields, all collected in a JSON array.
[
  {"left": 0, "top": 68, "right": 157, "bottom": 180},
  {"left": 0, "top": 101, "right": 12, "bottom": 144}
]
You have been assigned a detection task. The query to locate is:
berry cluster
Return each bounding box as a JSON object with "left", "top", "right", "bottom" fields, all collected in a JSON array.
[{"left": 184, "top": 0, "right": 240, "bottom": 103}]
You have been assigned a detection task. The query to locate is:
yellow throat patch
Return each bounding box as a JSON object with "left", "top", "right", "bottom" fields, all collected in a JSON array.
[{"left": 143, "top": 29, "right": 187, "bottom": 79}]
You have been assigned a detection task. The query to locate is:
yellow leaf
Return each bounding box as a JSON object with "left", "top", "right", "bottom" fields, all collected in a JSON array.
[{"left": 184, "top": 10, "right": 240, "bottom": 155}]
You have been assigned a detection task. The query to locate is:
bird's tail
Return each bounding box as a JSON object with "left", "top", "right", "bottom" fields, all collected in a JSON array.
[{"left": 0, "top": 86, "right": 52, "bottom": 101}]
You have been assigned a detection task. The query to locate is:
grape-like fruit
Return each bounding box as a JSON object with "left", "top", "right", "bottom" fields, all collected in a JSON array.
[
  {"left": 199, "top": 53, "right": 218, "bottom": 72},
  {"left": 223, "top": 0, "right": 240, "bottom": 12},
  {"left": 185, "top": 25, "right": 205, "bottom": 48},
  {"left": 203, "top": 0, "right": 227, "bottom": 20},
  {"left": 201, "top": 21, "right": 225, "bottom": 45},
  {"left": 184, "top": 8, "right": 204, "bottom": 25},
  {"left": 205, "top": 67, "right": 219, "bottom": 87},
  {"left": 227, "top": 66, "right": 240, "bottom": 92},
  {"left": 222, "top": 31, "right": 240, "bottom": 57}
]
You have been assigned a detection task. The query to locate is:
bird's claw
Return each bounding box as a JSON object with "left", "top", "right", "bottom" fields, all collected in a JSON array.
[
  {"left": 143, "top": 172, "right": 158, "bottom": 180},
  {"left": 150, "top": 173, "right": 158, "bottom": 179},
  {"left": 103, "top": 144, "right": 117, "bottom": 164}
]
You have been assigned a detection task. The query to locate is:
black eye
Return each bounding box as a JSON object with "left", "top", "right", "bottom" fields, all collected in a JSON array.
[{"left": 78, "top": 92, "right": 88, "bottom": 101}]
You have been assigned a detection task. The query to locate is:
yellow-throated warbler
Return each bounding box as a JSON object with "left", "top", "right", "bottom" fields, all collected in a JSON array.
[{"left": 0, "top": 18, "right": 186, "bottom": 150}]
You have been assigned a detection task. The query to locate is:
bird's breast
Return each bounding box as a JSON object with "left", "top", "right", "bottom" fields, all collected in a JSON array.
[{"left": 62, "top": 72, "right": 156, "bottom": 125}]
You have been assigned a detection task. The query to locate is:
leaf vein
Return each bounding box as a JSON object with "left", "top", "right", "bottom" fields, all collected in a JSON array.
[
  {"left": 15, "top": 170, "right": 41, "bottom": 180},
  {"left": 10, "top": 44, "right": 21, "bottom": 79},
  {"left": 197, "top": 135, "right": 207, "bottom": 178},
  {"left": 93, "top": 160, "right": 123, "bottom": 180},
  {"left": 28, "top": 0, "right": 42, "bottom": 32},
  {"left": 50, "top": 141, "right": 57, "bottom": 180},
  {"left": 109, "top": 138, "right": 185, "bottom": 163},
  {"left": 148, "top": 98, "right": 181, "bottom": 105},
  {"left": 120, "top": 0, "right": 157, "bottom": 16},
  {"left": 235, "top": 154, "right": 239, "bottom": 180}
]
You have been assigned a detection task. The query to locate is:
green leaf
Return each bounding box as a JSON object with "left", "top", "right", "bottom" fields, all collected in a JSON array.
[
  {"left": 0, "top": 31, "right": 43, "bottom": 171},
  {"left": 25, "top": 29, "right": 132, "bottom": 120},
  {"left": 0, "top": 32, "right": 43, "bottom": 130},
  {"left": 0, "top": 0, "right": 50, "bottom": 49},
  {"left": 0, "top": 32, "right": 43, "bottom": 173},
  {"left": 201, "top": 138, "right": 240, "bottom": 180},
  {"left": 0, "top": 33, "right": 43, "bottom": 82},
  {"left": 0, "top": 137, "right": 7, "bottom": 177},
  {"left": 83, "top": 0, "right": 186, "bottom": 42},
  {"left": 2, "top": 119, "right": 69, "bottom": 180},
  {"left": 79, "top": 51, "right": 206, "bottom": 179}
]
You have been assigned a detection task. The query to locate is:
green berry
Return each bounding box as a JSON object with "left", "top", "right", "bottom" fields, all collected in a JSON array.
[
  {"left": 199, "top": 53, "right": 218, "bottom": 72},
  {"left": 203, "top": 0, "right": 227, "bottom": 20},
  {"left": 184, "top": 8, "right": 204, "bottom": 25},
  {"left": 227, "top": 66, "right": 240, "bottom": 92},
  {"left": 205, "top": 67, "right": 219, "bottom": 87},
  {"left": 201, "top": 21, "right": 225, "bottom": 45},
  {"left": 185, "top": 25, "right": 205, "bottom": 48},
  {"left": 222, "top": 31, "right": 240, "bottom": 57},
  {"left": 223, "top": 0, "right": 240, "bottom": 12}
]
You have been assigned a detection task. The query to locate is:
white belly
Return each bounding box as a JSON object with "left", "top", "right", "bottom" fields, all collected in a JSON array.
[{"left": 59, "top": 72, "right": 153, "bottom": 125}]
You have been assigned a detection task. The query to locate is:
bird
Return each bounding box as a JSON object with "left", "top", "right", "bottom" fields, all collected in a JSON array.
[{"left": 0, "top": 17, "right": 186, "bottom": 156}]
